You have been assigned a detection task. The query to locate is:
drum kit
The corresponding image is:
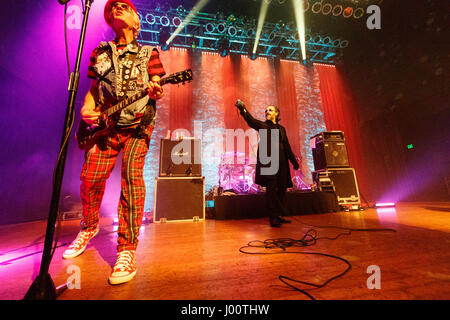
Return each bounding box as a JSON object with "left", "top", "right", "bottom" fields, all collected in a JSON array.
[
  {"left": 218, "top": 152, "right": 258, "bottom": 194},
  {"left": 218, "top": 153, "right": 309, "bottom": 194}
]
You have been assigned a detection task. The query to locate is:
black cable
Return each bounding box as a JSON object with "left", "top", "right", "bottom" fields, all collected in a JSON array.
[
  {"left": 239, "top": 221, "right": 396, "bottom": 300},
  {"left": 64, "top": 4, "right": 71, "bottom": 78}
]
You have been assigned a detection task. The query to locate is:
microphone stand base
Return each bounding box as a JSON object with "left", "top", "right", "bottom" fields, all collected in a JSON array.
[{"left": 23, "top": 273, "right": 57, "bottom": 300}]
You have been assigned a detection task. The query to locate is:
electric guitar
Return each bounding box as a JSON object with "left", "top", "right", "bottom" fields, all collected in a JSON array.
[{"left": 76, "top": 69, "right": 193, "bottom": 151}]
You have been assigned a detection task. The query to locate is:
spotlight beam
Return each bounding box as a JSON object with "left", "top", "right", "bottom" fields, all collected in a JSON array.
[
  {"left": 292, "top": 0, "right": 306, "bottom": 61},
  {"left": 166, "top": 0, "right": 210, "bottom": 46},
  {"left": 253, "top": 0, "right": 269, "bottom": 54}
]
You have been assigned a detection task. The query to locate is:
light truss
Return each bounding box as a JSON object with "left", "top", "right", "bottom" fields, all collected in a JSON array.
[{"left": 135, "top": 5, "right": 348, "bottom": 63}]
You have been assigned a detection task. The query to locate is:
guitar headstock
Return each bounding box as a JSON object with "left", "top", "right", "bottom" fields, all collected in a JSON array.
[{"left": 164, "top": 69, "right": 193, "bottom": 85}]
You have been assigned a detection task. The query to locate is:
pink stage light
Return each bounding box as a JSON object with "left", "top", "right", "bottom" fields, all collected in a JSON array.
[{"left": 375, "top": 202, "right": 396, "bottom": 208}]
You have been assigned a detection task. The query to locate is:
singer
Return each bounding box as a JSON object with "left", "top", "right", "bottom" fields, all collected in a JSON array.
[
  {"left": 235, "top": 100, "right": 300, "bottom": 227},
  {"left": 62, "top": 0, "right": 165, "bottom": 285}
]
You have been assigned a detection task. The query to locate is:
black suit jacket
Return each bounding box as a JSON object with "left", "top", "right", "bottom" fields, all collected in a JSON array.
[{"left": 237, "top": 104, "right": 299, "bottom": 188}]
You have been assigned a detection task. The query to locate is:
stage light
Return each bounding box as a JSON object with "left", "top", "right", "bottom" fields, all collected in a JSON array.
[
  {"left": 332, "top": 5, "right": 343, "bottom": 16},
  {"left": 322, "top": 3, "right": 332, "bottom": 15},
  {"left": 302, "top": 0, "right": 310, "bottom": 12},
  {"left": 160, "top": 15, "right": 170, "bottom": 26},
  {"left": 205, "top": 23, "right": 215, "bottom": 33},
  {"left": 253, "top": 0, "right": 269, "bottom": 55},
  {"left": 375, "top": 202, "right": 396, "bottom": 208},
  {"left": 268, "top": 30, "right": 277, "bottom": 41},
  {"left": 312, "top": 1, "right": 322, "bottom": 14},
  {"left": 217, "top": 23, "right": 226, "bottom": 34},
  {"left": 228, "top": 26, "right": 237, "bottom": 37},
  {"left": 172, "top": 16, "right": 182, "bottom": 27},
  {"left": 340, "top": 40, "right": 349, "bottom": 48},
  {"left": 292, "top": 0, "right": 307, "bottom": 61},
  {"left": 191, "top": 37, "right": 198, "bottom": 49},
  {"left": 407, "top": 144, "right": 414, "bottom": 149},
  {"left": 145, "top": 13, "right": 155, "bottom": 25},
  {"left": 353, "top": 7, "right": 365, "bottom": 19},
  {"left": 166, "top": 0, "right": 210, "bottom": 46},
  {"left": 343, "top": 7, "right": 353, "bottom": 18}
]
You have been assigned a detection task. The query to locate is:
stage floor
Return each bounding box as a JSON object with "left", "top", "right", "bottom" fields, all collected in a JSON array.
[{"left": 1, "top": 202, "right": 449, "bottom": 300}]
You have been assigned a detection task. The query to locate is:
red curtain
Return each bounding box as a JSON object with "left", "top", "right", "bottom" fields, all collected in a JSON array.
[
  {"left": 315, "top": 64, "right": 368, "bottom": 198},
  {"left": 165, "top": 49, "right": 194, "bottom": 134},
  {"left": 274, "top": 59, "right": 301, "bottom": 178}
]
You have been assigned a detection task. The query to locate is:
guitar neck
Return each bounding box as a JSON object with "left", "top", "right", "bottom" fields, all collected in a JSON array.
[
  {"left": 104, "top": 78, "right": 167, "bottom": 117},
  {"left": 101, "top": 68, "right": 192, "bottom": 118}
]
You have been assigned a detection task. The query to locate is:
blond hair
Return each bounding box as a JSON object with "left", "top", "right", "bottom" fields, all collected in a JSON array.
[{"left": 130, "top": 9, "right": 141, "bottom": 38}]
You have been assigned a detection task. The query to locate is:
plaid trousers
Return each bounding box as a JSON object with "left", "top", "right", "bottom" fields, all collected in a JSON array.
[{"left": 80, "top": 126, "right": 153, "bottom": 252}]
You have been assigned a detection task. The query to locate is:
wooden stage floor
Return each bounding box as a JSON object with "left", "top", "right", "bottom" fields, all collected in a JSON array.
[{"left": 1, "top": 202, "right": 449, "bottom": 300}]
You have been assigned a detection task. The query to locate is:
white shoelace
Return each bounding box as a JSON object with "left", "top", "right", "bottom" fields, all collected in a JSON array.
[
  {"left": 114, "top": 251, "right": 135, "bottom": 271},
  {"left": 70, "top": 230, "right": 96, "bottom": 249}
]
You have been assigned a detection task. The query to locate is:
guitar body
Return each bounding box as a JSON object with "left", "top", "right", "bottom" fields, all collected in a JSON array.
[{"left": 76, "top": 119, "right": 111, "bottom": 151}]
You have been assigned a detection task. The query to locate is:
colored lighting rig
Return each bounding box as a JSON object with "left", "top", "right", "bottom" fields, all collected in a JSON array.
[{"left": 135, "top": 4, "right": 348, "bottom": 63}]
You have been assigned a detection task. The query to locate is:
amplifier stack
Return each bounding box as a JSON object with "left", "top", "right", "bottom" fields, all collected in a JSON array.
[
  {"left": 154, "top": 138, "right": 205, "bottom": 222},
  {"left": 310, "top": 131, "right": 360, "bottom": 208}
]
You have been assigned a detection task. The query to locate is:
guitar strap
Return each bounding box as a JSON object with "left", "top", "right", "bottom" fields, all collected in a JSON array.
[{"left": 117, "top": 46, "right": 153, "bottom": 139}]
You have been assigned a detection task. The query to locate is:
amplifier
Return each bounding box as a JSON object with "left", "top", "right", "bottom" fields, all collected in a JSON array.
[
  {"left": 159, "top": 138, "right": 202, "bottom": 177},
  {"left": 313, "top": 168, "right": 360, "bottom": 206},
  {"left": 311, "top": 131, "right": 349, "bottom": 170},
  {"left": 153, "top": 177, "right": 205, "bottom": 222}
]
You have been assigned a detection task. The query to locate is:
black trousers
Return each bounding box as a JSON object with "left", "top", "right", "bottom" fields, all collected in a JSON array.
[{"left": 265, "top": 180, "right": 287, "bottom": 223}]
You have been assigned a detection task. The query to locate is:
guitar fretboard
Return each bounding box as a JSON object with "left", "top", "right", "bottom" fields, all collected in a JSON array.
[
  {"left": 104, "top": 77, "right": 172, "bottom": 117},
  {"left": 101, "top": 69, "right": 192, "bottom": 118}
]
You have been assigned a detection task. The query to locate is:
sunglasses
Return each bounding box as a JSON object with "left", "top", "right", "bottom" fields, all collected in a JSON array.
[{"left": 111, "top": 2, "right": 131, "bottom": 12}]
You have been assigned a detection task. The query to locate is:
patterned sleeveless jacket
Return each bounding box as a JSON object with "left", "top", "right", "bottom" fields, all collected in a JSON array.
[{"left": 89, "top": 40, "right": 156, "bottom": 126}]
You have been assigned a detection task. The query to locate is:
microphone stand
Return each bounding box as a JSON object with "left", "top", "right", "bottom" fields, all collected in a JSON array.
[{"left": 24, "top": 0, "right": 94, "bottom": 300}]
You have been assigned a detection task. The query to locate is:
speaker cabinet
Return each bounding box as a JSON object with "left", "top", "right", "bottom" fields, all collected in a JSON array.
[
  {"left": 159, "top": 139, "right": 202, "bottom": 177},
  {"left": 311, "top": 131, "right": 349, "bottom": 171},
  {"left": 313, "top": 168, "right": 360, "bottom": 206},
  {"left": 153, "top": 177, "right": 205, "bottom": 222}
]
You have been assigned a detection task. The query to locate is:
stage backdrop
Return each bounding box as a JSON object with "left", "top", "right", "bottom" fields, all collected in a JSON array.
[{"left": 142, "top": 48, "right": 332, "bottom": 213}]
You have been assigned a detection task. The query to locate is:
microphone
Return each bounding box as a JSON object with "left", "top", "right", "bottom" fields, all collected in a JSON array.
[
  {"left": 58, "top": 0, "right": 71, "bottom": 4},
  {"left": 235, "top": 100, "right": 245, "bottom": 109}
]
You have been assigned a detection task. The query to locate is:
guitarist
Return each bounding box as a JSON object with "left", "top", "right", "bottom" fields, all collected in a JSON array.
[{"left": 62, "top": 0, "right": 165, "bottom": 285}]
